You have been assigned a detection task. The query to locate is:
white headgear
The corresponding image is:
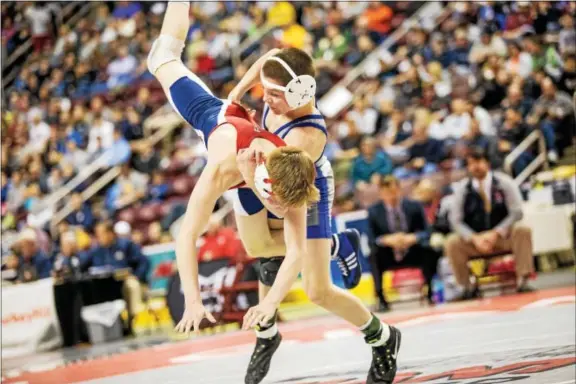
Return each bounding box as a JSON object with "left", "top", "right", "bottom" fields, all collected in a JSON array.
[
  {"left": 260, "top": 56, "right": 316, "bottom": 110},
  {"left": 254, "top": 161, "right": 273, "bottom": 199}
]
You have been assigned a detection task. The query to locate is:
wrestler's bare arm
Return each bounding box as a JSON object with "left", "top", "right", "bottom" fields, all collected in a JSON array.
[
  {"left": 259, "top": 203, "right": 308, "bottom": 306},
  {"left": 228, "top": 48, "right": 281, "bottom": 102},
  {"left": 176, "top": 159, "right": 236, "bottom": 305}
]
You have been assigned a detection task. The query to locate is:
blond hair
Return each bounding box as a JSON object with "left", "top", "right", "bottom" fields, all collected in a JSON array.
[{"left": 266, "top": 146, "right": 319, "bottom": 207}]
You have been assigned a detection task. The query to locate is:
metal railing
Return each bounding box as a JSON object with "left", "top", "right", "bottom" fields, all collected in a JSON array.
[
  {"left": 48, "top": 110, "right": 184, "bottom": 234},
  {"left": 231, "top": 24, "right": 277, "bottom": 69},
  {"left": 504, "top": 130, "right": 549, "bottom": 186},
  {"left": 317, "top": 2, "right": 447, "bottom": 118}
]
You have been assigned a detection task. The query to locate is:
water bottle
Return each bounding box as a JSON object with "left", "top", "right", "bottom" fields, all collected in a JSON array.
[{"left": 431, "top": 275, "right": 445, "bottom": 304}]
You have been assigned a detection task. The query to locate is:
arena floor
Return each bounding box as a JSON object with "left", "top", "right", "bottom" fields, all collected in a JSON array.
[{"left": 2, "top": 286, "right": 575, "bottom": 384}]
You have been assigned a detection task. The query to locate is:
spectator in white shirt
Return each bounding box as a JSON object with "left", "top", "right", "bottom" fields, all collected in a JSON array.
[
  {"left": 87, "top": 113, "right": 115, "bottom": 154},
  {"left": 505, "top": 42, "right": 533, "bottom": 79},
  {"left": 28, "top": 113, "right": 51, "bottom": 153},
  {"left": 107, "top": 46, "right": 137, "bottom": 88},
  {"left": 469, "top": 28, "right": 507, "bottom": 64},
  {"left": 431, "top": 98, "right": 471, "bottom": 141},
  {"left": 346, "top": 97, "right": 379, "bottom": 136},
  {"left": 25, "top": 3, "right": 53, "bottom": 52}
]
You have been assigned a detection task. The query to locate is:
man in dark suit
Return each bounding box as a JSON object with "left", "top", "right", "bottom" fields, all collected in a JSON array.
[{"left": 368, "top": 176, "right": 439, "bottom": 312}]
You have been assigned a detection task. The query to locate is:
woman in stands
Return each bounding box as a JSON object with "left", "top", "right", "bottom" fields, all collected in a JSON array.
[{"left": 228, "top": 47, "right": 401, "bottom": 383}]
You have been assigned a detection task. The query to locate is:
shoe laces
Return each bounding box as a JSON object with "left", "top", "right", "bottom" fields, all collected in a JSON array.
[
  {"left": 336, "top": 258, "right": 349, "bottom": 276},
  {"left": 372, "top": 344, "right": 393, "bottom": 375}
]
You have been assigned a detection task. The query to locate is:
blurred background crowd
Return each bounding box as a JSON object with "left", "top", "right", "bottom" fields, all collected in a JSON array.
[{"left": 1, "top": 0, "right": 575, "bottom": 333}]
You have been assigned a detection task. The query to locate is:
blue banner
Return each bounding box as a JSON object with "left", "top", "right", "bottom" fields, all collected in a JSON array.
[{"left": 143, "top": 210, "right": 375, "bottom": 291}]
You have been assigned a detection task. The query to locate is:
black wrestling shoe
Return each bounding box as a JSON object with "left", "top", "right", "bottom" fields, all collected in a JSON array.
[
  {"left": 245, "top": 332, "right": 282, "bottom": 384},
  {"left": 366, "top": 326, "right": 402, "bottom": 384}
]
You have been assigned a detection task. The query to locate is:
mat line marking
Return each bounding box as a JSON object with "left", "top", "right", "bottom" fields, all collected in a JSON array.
[{"left": 192, "top": 342, "right": 576, "bottom": 384}]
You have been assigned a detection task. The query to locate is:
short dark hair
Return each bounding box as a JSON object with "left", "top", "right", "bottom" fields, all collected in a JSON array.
[
  {"left": 467, "top": 146, "right": 490, "bottom": 162},
  {"left": 379, "top": 175, "right": 400, "bottom": 189},
  {"left": 261, "top": 48, "right": 315, "bottom": 87}
]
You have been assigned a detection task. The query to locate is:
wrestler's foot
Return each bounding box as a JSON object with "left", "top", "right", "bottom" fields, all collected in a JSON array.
[
  {"left": 331, "top": 229, "right": 362, "bottom": 289},
  {"left": 366, "top": 326, "right": 402, "bottom": 384},
  {"left": 245, "top": 332, "right": 282, "bottom": 384}
]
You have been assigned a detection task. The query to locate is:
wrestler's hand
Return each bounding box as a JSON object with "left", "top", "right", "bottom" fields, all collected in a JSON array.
[
  {"left": 236, "top": 148, "right": 258, "bottom": 180},
  {"left": 174, "top": 302, "right": 216, "bottom": 335},
  {"left": 242, "top": 301, "right": 277, "bottom": 330}
]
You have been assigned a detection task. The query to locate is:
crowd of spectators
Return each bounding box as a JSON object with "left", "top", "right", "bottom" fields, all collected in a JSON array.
[
  {"left": 323, "top": 1, "right": 575, "bottom": 215},
  {"left": 1, "top": 0, "right": 574, "bottom": 316},
  {"left": 0, "top": 1, "right": 419, "bottom": 286}
]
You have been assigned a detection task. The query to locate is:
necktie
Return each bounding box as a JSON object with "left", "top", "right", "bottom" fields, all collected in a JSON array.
[
  {"left": 392, "top": 208, "right": 405, "bottom": 262},
  {"left": 478, "top": 179, "right": 492, "bottom": 213}
]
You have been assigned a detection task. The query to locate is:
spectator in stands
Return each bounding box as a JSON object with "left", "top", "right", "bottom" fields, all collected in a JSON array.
[
  {"left": 557, "top": 53, "right": 576, "bottom": 95},
  {"left": 446, "top": 147, "right": 535, "bottom": 299},
  {"left": 498, "top": 108, "right": 533, "bottom": 175},
  {"left": 358, "top": 1, "right": 394, "bottom": 43},
  {"left": 87, "top": 112, "right": 114, "bottom": 154},
  {"left": 107, "top": 46, "right": 137, "bottom": 89},
  {"left": 13, "top": 228, "right": 53, "bottom": 282},
  {"left": 1, "top": 252, "right": 20, "bottom": 284},
  {"left": 84, "top": 221, "right": 150, "bottom": 315},
  {"left": 146, "top": 171, "right": 169, "bottom": 202},
  {"left": 351, "top": 136, "right": 393, "bottom": 192},
  {"left": 393, "top": 110, "right": 444, "bottom": 179},
  {"left": 558, "top": 14, "right": 576, "bottom": 55},
  {"left": 103, "top": 128, "right": 132, "bottom": 167},
  {"left": 66, "top": 192, "right": 94, "bottom": 231},
  {"left": 25, "top": 2, "right": 53, "bottom": 53},
  {"left": 531, "top": 77, "right": 576, "bottom": 157},
  {"left": 461, "top": 119, "right": 502, "bottom": 169},
  {"left": 500, "top": 83, "right": 533, "bottom": 118},
  {"left": 469, "top": 27, "right": 507, "bottom": 64},
  {"left": 198, "top": 218, "right": 242, "bottom": 263},
  {"left": 367, "top": 175, "right": 437, "bottom": 311},
  {"left": 51, "top": 231, "right": 83, "bottom": 281},
  {"left": 132, "top": 143, "right": 160, "bottom": 174}
]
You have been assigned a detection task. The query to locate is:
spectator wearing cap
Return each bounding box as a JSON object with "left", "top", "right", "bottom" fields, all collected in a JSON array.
[
  {"left": 445, "top": 148, "right": 534, "bottom": 300},
  {"left": 367, "top": 175, "right": 438, "bottom": 311},
  {"left": 114, "top": 221, "right": 132, "bottom": 240},
  {"left": 350, "top": 136, "right": 393, "bottom": 192},
  {"left": 84, "top": 222, "right": 150, "bottom": 315},
  {"left": 14, "top": 228, "right": 53, "bottom": 282}
]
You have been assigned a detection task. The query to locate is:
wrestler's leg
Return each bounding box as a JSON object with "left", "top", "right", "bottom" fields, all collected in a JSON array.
[{"left": 148, "top": 1, "right": 228, "bottom": 140}]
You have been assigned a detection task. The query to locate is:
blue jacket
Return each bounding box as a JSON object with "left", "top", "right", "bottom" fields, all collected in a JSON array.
[
  {"left": 66, "top": 204, "right": 95, "bottom": 230},
  {"left": 19, "top": 250, "right": 53, "bottom": 280},
  {"left": 83, "top": 238, "right": 150, "bottom": 283},
  {"left": 367, "top": 198, "right": 431, "bottom": 250}
]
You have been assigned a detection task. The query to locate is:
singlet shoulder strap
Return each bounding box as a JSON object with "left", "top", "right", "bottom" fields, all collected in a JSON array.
[{"left": 262, "top": 105, "right": 271, "bottom": 131}]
